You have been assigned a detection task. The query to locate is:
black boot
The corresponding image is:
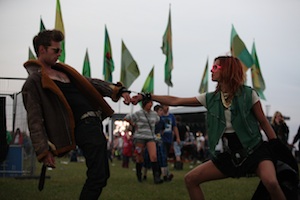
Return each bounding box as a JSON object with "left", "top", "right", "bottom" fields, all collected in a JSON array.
[
  {"left": 175, "top": 161, "right": 183, "bottom": 170},
  {"left": 136, "top": 163, "right": 142, "bottom": 182},
  {"left": 151, "top": 162, "right": 163, "bottom": 184}
]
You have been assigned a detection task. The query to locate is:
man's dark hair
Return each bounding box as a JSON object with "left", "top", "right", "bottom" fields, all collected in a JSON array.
[
  {"left": 154, "top": 104, "right": 162, "bottom": 112},
  {"left": 33, "top": 29, "right": 64, "bottom": 56},
  {"left": 175, "top": 115, "right": 182, "bottom": 122}
]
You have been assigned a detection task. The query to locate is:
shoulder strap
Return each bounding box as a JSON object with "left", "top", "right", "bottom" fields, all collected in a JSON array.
[{"left": 143, "top": 111, "right": 155, "bottom": 138}]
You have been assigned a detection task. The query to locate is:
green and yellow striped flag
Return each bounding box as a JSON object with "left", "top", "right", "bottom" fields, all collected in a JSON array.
[
  {"left": 40, "top": 17, "right": 46, "bottom": 32},
  {"left": 28, "top": 47, "right": 36, "bottom": 60},
  {"left": 82, "top": 49, "right": 91, "bottom": 77},
  {"left": 230, "top": 25, "right": 253, "bottom": 72},
  {"left": 251, "top": 42, "right": 266, "bottom": 100},
  {"left": 161, "top": 6, "right": 173, "bottom": 87},
  {"left": 103, "top": 25, "right": 114, "bottom": 82},
  {"left": 141, "top": 66, "right": 154, "bottom": 94},
  {"left": 55, "top": 0, "right": 65, "bottom": 63},
  {"left": 120, "top": 40, "right": 140, "bottom": 88},
  {"left": 199, "top": 58, "right": 208, "bottom": 94},
  {"left": 30, "top": 17, "right": 45, "bottom": 60}
]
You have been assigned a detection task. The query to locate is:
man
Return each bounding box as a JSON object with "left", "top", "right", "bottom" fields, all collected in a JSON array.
[
  {"left": 22, "top": 29, "right": 131, "bottom": 199},
  {"left": 173, "top": 115, "right": 186, "bottom": 170},
  {"left": 160, "top": 104, "right": 180, "bottom": 181}
]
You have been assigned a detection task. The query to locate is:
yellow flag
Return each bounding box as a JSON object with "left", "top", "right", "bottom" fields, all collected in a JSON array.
[{"left": 55, "top": 0, "right": 65, "bottom": 62}]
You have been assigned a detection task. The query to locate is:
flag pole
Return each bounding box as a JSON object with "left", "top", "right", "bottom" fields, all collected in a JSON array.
[{"left": 130, "top": 104, "right": 133, "bottom": 114}]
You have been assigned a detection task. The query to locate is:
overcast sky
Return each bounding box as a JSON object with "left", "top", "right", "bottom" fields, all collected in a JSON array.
[{"left": 1, "top": 0, "right": 300, "bottom": 143}]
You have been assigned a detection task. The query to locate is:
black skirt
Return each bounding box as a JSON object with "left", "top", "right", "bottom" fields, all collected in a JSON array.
[{"left": 212, "top": 141, "right": 273, "bottom": 178}]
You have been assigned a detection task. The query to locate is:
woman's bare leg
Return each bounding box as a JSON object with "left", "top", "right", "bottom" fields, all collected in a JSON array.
[
  {"left": 184, "top": 160, "right": 227, "bottom": 200},
  {"left": 256, "top": 160, "right": 286, "bottom": 200},
  {"left": 147, "top": 141, "right": 157, "bottom": 162}
]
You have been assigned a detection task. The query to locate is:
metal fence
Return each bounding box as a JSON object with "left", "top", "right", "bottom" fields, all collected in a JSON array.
[{"left": 0, "top": 77, "right": 36, "bottom": 177}]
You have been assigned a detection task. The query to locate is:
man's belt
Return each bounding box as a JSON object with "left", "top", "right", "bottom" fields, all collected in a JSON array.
[{"left": 80, "top": 111, "right": 102, "bottom": 120}]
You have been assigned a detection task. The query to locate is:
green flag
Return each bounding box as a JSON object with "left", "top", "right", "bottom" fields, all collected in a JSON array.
[
  {"left": 141, "top": 66, "right": 154, "bottom": 94},
  {"left": 55, "top": 0, "right": 65, "bottom": 63},
  {"left": 161, "top": 6, "right": 173, "bottom": 87},
  {"left": 199, "top": 58, "right": 208, "bottom": 94},
  {"left": 40, "top": 17, "right": 46, "bottom": 32},
  {"left": 120, "top": 40, "right": 140, "bottom": 88},
  {"left": 103, "top": 25, "right": 114, "bottom": 82},
  {"left": 82, "top": 49, "right": 91, "bottom": 77},
  {"left": 251, "top": 42, "right": 266, "bottom": 100},
  {"left": 28, "top": 47, "right": 36, "bottom": 60},
  {"left": 230, "top": 25, "right": 253, "bottom": 71}
]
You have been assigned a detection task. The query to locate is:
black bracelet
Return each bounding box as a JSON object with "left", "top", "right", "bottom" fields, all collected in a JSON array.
[
  {"left": 140, "top": 92, "right": 151, "bottom": 100},
  {"left": 145, "top": 92, "right": 151, "bottom": 100},
  {"left": 118, "top": 87, "right": 131, "bottom": 97}
]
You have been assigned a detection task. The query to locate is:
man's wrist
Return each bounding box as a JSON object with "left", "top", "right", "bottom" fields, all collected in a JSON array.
[{"left": 118, "top": 87, "right": 131, "bottom": 96}]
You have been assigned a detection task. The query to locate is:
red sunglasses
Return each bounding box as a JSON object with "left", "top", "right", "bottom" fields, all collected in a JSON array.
[{"left": 211, "top": 65, "right": 222, "bottom": 72}]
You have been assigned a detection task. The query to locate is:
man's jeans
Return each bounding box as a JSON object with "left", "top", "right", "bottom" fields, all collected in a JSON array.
[{"left": 75, "top": 117, "right": 109, "bottom": 200}]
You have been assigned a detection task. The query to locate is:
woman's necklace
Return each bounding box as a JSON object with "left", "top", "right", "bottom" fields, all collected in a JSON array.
[{"left": 221, "top": 92, "right": 232, "bottom": 109}]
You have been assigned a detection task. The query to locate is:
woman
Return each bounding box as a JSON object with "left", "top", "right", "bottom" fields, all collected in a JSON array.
[
  {"left": 122, "top": 127, "right": 133, "bottom": 168},
  {"left": 124, "top": 99, "right": 163, "bottom": 184},
  {"left": 271, "top": 111, "right": 289, "bottom": 146},
  {"left": 132, "top": 56, "right": 286, "bottom": 199}
]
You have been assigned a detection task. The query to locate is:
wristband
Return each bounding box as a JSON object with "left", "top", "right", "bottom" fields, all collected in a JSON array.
[
  {"left": 117, "top": 87, "right": 131, "bottom": 98},
  {"left": 119, "top": 87, "right": 131, "bottom": 94},
  {"left": 139, "top": 92, "right": 152, "bottom": 100}
]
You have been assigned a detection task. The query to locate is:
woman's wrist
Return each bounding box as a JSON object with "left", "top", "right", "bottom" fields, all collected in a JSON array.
[{"left": 139, "top": 92, "right": 152, "bottom": 101}]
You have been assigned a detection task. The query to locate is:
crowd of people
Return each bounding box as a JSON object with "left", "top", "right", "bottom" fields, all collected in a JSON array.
[
  {"left": 105, "top": 104, "right": 210, "bottom": 182},
  {"left": 19, "top": 29, "right": 299, "bottom": 200}
]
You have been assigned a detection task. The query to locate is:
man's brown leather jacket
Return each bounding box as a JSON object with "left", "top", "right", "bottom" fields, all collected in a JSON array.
[{"left": 22, "top": 60, "right": 124, "bottom": 161}]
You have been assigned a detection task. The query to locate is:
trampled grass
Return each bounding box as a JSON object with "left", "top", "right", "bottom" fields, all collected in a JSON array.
[{"left": 0, "top": 157, "right": 262, "bottom": 200}]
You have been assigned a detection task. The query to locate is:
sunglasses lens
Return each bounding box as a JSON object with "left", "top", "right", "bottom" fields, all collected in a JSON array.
[
  {"left": 211, "top": 65, "right": 221, "bottom": 72},
  {"left": 49, "top": 46, "right": 61, "bottom": 53}
]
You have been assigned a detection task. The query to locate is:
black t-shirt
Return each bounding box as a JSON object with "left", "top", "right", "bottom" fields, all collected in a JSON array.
[
  {"left": 177, "top": 123, "right": 187, "bottom": 141},
  {"left": 55, "top": 80, "right": 94, "bottom": 124},
  {"left": 155, "top": 118, "right": 165, "bottom": 134}
]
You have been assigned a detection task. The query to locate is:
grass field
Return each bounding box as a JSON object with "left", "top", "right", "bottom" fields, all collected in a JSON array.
[{"left": 0, "top": 157, "right": 264, "bottom": 200}]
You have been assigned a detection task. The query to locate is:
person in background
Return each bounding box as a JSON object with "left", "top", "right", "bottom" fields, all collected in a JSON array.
[
  {"left": 182, "top": 126, "right": 198, "bottom": 166},
  {"left": 112, "top": 134, "right": 121, "bottom": 160},
  {"left": 122, "top": 127, "right": 133, "bottom": 168},
  {"left": 118, "top": 133, "right": 124, "bottom": 160},
  {"left": 105, "top": 134, "right": 113, "bottom": 164},
  {"left": 290, "top": 125, "right": 300, "bottom": 161},
  {"left": 22, "top": 29, "right": 131, "bottom": 199},
  {"left": 13, "top": 128, "right": 23, "bottom": 145},
  {"left": 131, "top": 56, "right": 287, "bottom": 200},
  {"left": 160, "top": 104, "right": 180, "bottom": 181},
  {"left": 195, "top": 131, "right": 205, "bottom": 162},
  {"left": 142, "top": 104, "right": 165, "bottom": 181},
  {"left": 271, "top": 111, "right": 289, "bottom": 146},
  {"left": 173, "top": 115, "right": 187, "bottom": 170},
  {"left": 124, "top": 99, "right": 163, "bottom": 184}
]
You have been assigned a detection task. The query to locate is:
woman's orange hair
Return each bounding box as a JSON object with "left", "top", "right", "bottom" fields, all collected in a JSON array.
[{"left": 214, "top": 56, "right": 245, "bottom": 98}]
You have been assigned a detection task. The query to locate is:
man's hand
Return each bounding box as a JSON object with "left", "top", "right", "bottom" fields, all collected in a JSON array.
[
  {"left": 42, "top": 151, "right": 56, "bottom": 168},
  {"left": 122, "top": 92, "right": 131, "bottom": 105},
  {"left": 131, "top": 94, "right": 143, "bottom": 105}
]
